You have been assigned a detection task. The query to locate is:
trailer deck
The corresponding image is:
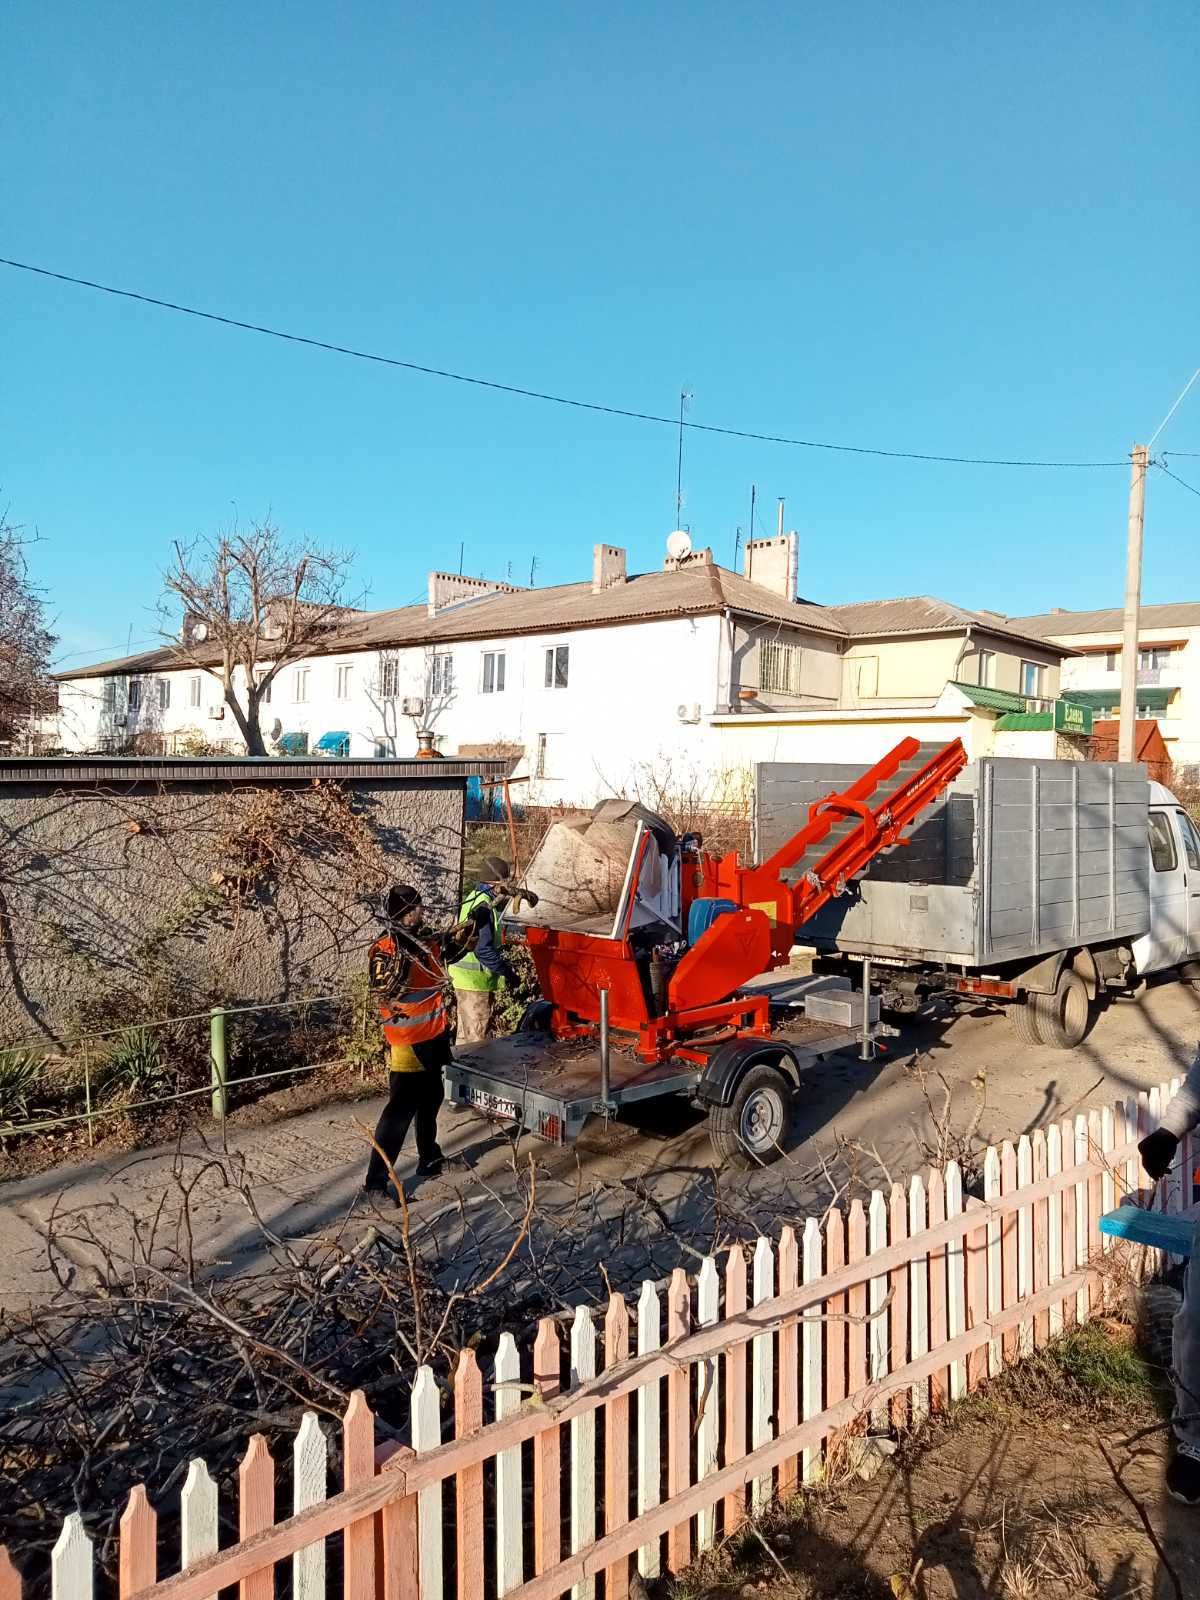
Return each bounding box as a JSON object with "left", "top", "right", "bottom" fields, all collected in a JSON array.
[{"left": 444, "top": 1009, "right": 868, "bottom": 1145}]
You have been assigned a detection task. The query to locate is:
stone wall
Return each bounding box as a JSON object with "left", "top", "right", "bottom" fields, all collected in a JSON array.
[{"left": 0, "top": 771, "right": 466, "bottom": 1046}]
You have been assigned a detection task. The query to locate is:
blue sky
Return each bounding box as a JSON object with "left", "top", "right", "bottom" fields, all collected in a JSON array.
[{"left": 5, "top": 2, "right": 1199, "bottom": 667}]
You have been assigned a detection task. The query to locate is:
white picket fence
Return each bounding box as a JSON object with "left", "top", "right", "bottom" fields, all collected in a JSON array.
[{"left": 3, "top": 1075, "right": 1191, "bottom": 1600}]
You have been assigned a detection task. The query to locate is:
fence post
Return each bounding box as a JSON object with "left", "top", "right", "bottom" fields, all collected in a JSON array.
[{"left": 210, "top": 1005, "right": 228, "bottom": 1120}]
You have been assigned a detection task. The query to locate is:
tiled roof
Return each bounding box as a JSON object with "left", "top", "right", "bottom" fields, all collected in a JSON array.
[
  {"left": 824, "top": 596, "right": 1073, "bottom": 654},
  {"left": 58, "top": 565, "right": 848, "bottom": 680},
  {"left": 1007, "top": 602, "right": 1200, "bottom": 637}
]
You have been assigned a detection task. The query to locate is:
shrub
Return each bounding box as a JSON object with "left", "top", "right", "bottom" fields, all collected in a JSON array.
[{"left": 0, "top": 1048, "right": 46, "bottom": 1125}]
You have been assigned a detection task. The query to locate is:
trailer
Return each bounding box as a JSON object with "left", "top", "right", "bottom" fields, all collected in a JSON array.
[
  {"left": 442, "top": 737, "right": 959, "bottom": 1166},
  {"left": 756, "top": 754, "right": 1200, "bottom": 1048}
]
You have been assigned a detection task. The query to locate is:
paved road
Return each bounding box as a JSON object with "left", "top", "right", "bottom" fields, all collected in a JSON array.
[{"left": 3, "top": 977, "right": 1198, "bottom": 1314}]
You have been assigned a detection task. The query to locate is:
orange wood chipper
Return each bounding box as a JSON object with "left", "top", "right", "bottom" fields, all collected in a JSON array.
[{"left": 444, "top": 737, "right": 966, "bottom": 1164}]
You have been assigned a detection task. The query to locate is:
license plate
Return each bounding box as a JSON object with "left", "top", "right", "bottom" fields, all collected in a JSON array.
[{"left": 467, "top": 1087, "right": 519, "bottom": 1120}]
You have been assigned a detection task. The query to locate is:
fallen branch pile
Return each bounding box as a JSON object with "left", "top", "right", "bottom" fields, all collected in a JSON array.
[{"left": 0, "top": 1144, "right": 533, "bottom": 1587}]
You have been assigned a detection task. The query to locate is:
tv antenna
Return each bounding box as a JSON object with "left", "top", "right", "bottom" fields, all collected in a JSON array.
[
  {"left": 675, "top": 387, "right": 692, "bottom": 527},
  {"left": 529, "top": 556, "right": 539, "bottom": 586}
]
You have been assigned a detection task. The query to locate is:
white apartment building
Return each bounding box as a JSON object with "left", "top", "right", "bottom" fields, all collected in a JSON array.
[
  {"left": 1010, "top": 603, "right": 1200, "bottom": 772},
  {"left": 54, "top": 536, "right": 1074, "bottom": 805}
]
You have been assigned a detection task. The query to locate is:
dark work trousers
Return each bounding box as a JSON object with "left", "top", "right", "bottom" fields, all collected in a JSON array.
[{"left": 363, "top": 1037, "right": 448, "bottom": 1189}]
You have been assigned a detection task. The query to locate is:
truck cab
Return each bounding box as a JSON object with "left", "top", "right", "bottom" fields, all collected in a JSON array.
[{"left": 1135, "top": 783, "right": 1200, "bottom": 978}]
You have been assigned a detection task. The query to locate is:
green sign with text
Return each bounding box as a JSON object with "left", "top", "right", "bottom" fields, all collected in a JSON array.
[{"left": 1054, "top": 699, "right": 1093, "bottom": 736}]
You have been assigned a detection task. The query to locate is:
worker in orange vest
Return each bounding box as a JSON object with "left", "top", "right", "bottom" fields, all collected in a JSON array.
[{"left": 362, "top": 883, "right": 474, "bottom": 1198}]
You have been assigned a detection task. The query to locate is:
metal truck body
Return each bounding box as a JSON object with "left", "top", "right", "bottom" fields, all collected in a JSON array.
[{"left": 755, "top": 755, "right": 1200, "bottom": 1046}]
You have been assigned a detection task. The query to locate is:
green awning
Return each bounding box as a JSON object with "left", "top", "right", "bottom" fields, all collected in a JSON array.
[
  {"left": 279, "top": 732, "right": 309, "bottom": 755},
  {"left": 951, "top": 681, "right": 1029, "bottom": 713},
  {"left": 994, "top": 711, "right": 1053, "bottom": 731},
  {"left": 1061, "top": 688, "right": 1173, "bottom": 713}
]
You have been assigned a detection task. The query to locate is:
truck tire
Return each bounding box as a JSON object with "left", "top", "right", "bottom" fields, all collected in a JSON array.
[
  {"left": 1006, "top": 999, "right": 1045, "bottom": 1047},
  {"left": 1030, "top": 968, "right": 1093, "bottom": 1049},
  {"left": 1182, "top": 960, "right": 1200, "bottom": 993},
  {"left": 709, "top": 1061, "right": 793, "bottom": 1169}
]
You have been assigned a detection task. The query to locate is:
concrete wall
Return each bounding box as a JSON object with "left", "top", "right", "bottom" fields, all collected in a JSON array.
[
  {"left": 0, "top": 773, "right": 465, "bottom": 1046},
  {"left": 730, "top": 621, "right": 842, "bottom": 708}
]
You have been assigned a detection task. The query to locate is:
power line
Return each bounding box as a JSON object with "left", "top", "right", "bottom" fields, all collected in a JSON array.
[
  {"left": 1155, "top": 461, "right": 1200, "bottom": 499},
  {"left": 0, "top": 255, "right": 1128, "bottom": 470}
]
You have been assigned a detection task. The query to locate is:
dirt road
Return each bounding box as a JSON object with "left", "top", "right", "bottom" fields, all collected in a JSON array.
[{"left": 3, "top": 977, "right": 1197, "bottom": 1311}]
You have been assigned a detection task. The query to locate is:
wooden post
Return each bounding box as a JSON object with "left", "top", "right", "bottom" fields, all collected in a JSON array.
[
  {"left": 569, "top": 1308, "right": 597, "bottom": 1600},
  {"left": 801, "top": 1217, "right": 823, "bottom": 1485},
  {"left": 635, "top": 1282, "right": 661, "bottom": 1576},
  {"left": 750, "top": 1237, "right": 775, "bottom": 1510},
  {"left": 889, "top": 1185, "right": 909, "bottom": 1433},
  {"left": 292, "top": 1415, "right": 327, "bottom": 1600},
  {"left": 533, "top": 1320, "right": 561, "bottom": 1581},
  {"left": 411, "top": 1367, "right": 443, "bottom": 1600},
  {"left": 342, "top": 1394, "right": 375, "bottom": 1600},
  {"left": 722, "top": 1247, "right": 748, "bottom": 1535},
  {"left": 494, "top": 1334, "right": 524, "bottom": 1597},
  {"left": 455, "top": 1352, "right": 485, "bottom": 1600},
  {"left": 695, "top": 1257, "right": 721, "bottom": 1552},
  {"left": 603, "top": 1295, "right": 631, "bottom": 1600},
  {"left": 776, "top": 1227, "right": 800, "bottom": 1498},
  {"left": 927, "top": 1169, "right": 948, "bottom": 1410},
  {"left": 119, "top": 1487, "right": 157, "bottom": 1600},
  {"left": 666, "top": 1270, "right": 691, "bottom": 1574},
  {"left": 238, "top": 1437, "right": 274, "bottom": 1600}
]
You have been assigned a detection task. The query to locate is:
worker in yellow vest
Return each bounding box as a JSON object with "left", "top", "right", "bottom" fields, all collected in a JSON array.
[
  {"left": 362, "top": 884, "right": 474, "bottom": 1199},
  {"left": 449, "top": 856, "right": 517, "bottom": 1044}
]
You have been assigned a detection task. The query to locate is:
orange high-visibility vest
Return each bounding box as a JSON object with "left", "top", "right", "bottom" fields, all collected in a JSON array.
[{"left": 369, "top": 933, "right": 449, "bottom": 1052}]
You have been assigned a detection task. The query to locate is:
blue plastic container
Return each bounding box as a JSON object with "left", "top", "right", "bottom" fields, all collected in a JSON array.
[
  {"left": 1099, "top": 1204, "right": 1197, "bottom": 1256},
  {"left": 686, "top": 897, "right": 739, "bottom": 946}
]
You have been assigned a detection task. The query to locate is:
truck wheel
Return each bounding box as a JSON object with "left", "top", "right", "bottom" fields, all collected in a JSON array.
[
  {"left": 709, "top": 1062, "right": 792, "bottom": 1168},
  {"left": 1006, "top": 999, "right": 1044, "bottom": 1047},
  {"left": 1182, "top": 960, "right": 1200, "bottom": 992},
  {"left": 1030, "top": 968, "right": 1093, "bottom": 1049}
]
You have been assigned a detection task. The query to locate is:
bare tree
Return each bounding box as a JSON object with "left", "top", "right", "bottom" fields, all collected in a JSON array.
[
  {"left": 0, "top": 518, "right": 56, "bottom": 752},
  {"left": 162, "top": 521, "right": 358, "bottom": 756}
]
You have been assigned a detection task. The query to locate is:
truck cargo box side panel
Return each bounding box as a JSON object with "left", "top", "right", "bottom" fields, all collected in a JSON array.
[
  {"left": 755, "top": 756, "right": 1150, "bottom": 970},
  {"left": 976, "top": 760, "right": 1149, "bottom": 965}
]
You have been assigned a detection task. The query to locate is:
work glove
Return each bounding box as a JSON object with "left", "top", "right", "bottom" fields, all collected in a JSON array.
[{"left": 1138, "top": 1127, "right": 1179, "bottom": 1181}]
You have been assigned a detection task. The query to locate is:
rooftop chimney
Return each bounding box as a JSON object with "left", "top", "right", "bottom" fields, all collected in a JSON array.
[
  {"left": 427, "top": 572, "right": 524, "bottom": 617},
  {"left": 743, "top": 532, "right": 799, "bottom": 601},
  {"left": 592, "top": 544, "right": 627, "bottom": 593}
]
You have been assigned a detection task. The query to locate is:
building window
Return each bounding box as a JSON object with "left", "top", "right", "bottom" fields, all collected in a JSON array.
[
  {"left": 977, "top": 649, "right": 996, "bottom": 688},
  {"left": 428, "top": 654, "right": 454, "bottom": 697},
  {"left": 336, "top": 663, "right": 354, "bottom": 700},
  {"left": 189, "top": 676, "right": 202, "bottom": 708},
  {"left": 535, "top": 733, "right": 549, "bottom": 778},
  {"left": 1020, "top": 660, "right": 1045, "bottom": 698},
  {"left": 760, "top": 639, "right": 803, "bottom": 696},
  {"left": 374, "top": 738, "right": 394, "bottom": 758},
  {"left": 255, "top": 672, "right": 272, "bottom": 705},
  {"left": 128, "top": 680, "right": 143, "bottom": 713},
  {"left": 1139, "top": 646, "right": 1174, "bottom": 670},
  {"left": 1105, "top": 650, "right": 1118, "bottom": 672},
  {"left": 294, "top": 667, "right": 310, "bottom": 703},
  {"left": 157, "top": 680, "right": 170, "bottom": 712},
  {"left": 1178, "top": 812, "right": 1200, "bottom": 873},
  {"left": 481, "top": 651, "right": 506, "bottom": 694},
  {"left": 378, "top": 656, "right": 399, "bottom": 700},
  {"left": 544, "top": 645, "right": 569, "bottom": 689}
]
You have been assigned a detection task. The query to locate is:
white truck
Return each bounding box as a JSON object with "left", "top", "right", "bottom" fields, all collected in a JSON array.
[{"left": 755, "top": 757, "right": 1200, "bottom": 1048}]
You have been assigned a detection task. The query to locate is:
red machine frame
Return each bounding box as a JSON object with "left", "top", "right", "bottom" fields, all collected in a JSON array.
[{"left": 523, "top": 736, "right": 968, "bottom": 1064}]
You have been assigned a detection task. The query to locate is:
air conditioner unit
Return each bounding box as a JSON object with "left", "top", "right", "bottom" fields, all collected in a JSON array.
[
  {"left": 208, "top": 705, "right": 225, "bottom": 720},
  {"left": 676, "top": 702, "right": 702, "bottom": 724},
  {"left": 401, "top": 696, "right": 426, "bottom": 717}
]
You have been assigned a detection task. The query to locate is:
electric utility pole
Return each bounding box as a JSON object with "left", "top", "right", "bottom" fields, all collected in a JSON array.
[{"left": 1118, "top": 444, "right": 1150, "bottom": 763}]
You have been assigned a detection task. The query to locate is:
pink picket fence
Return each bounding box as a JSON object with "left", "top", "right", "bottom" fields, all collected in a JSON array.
[{"left": 3, "top": 1075, "right": 1191, "bottom": 1600}]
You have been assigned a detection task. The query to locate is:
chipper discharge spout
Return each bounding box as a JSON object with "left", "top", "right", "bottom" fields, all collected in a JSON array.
[{"left": 506, "top": 737, "right": 968, "bottom": 1063}]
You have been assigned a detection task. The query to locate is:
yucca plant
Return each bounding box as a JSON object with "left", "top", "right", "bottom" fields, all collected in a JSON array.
[
  {"left": 99, "top": 1028, "right": 171, "bottom": 1104},
  {"left": 0, "top": 1048, "right": 45, "bottom": 1125}
]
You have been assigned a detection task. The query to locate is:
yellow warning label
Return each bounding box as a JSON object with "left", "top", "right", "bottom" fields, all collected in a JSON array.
[{"left": 749, "top": 901, "right": 779, "bottom": 924}]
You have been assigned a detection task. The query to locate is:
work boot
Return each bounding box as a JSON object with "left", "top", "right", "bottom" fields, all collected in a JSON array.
[
  {"left": 1167, "top": 1451, "right": 1200, "bottom": 1506},
  {"left": 415, "top": 1151, "right": 445, "bottom": 1178}
]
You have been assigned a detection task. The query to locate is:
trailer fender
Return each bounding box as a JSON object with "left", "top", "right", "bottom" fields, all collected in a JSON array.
[
  {"left": 1017, "top": 947, "right": 1100, "bottom": 1000},
  {"left": 694, "top": 1038, "right": 801, "bottom": 1108}
]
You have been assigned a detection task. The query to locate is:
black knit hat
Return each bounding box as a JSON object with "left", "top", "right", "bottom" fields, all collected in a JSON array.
[{"left": 383, "top": 884, "right": 422, "bottom": 920}]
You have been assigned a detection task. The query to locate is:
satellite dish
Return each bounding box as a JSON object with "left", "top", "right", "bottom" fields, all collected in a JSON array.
[
  {"left": 666, "top": 529, "right": 693, "bottom": 560},
  {"left": 191, "top": 621, "right": 209, "bottom": 642},
  {"left": 269, "top": 718, "right": 283, "bottom": 744}
]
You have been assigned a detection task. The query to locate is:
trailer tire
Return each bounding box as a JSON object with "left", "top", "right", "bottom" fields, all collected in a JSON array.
[
  {"left": 1030, "top": 968, "right": 1093, "bottom": 1049},
  {"left": 709, "top": 1061, "right": 793, "bottom": 1169},
  {"left": 1006, "top": 999, "right": 1045, "bottom": 1048},
  {"left": 1182, "top": 960, "right": 1200, "bottom": 993}
]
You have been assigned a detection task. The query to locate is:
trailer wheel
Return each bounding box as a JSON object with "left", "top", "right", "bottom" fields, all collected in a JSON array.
[
  {"left": 1030, "top": 968, "right": 1093, "bottom": 1049},
  {"left": 1182, "top": 960, "right": 1200, "bottom": 993},
  {"left": 709, "top": 1061, "right": 792, "bottom": 1168},
  {"left": 1006, "top": 999, "right": 1045, "bottom": 1047}
]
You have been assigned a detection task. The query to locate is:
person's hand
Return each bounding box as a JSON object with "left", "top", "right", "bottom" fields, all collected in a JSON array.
[{"left": 1138, "top": 1127, "right": 1179, "bottom": 1181}]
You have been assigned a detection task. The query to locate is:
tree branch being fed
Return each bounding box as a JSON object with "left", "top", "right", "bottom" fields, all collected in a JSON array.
[{"left": 160, "top": 519, "right": 360, "bottom": 756}]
